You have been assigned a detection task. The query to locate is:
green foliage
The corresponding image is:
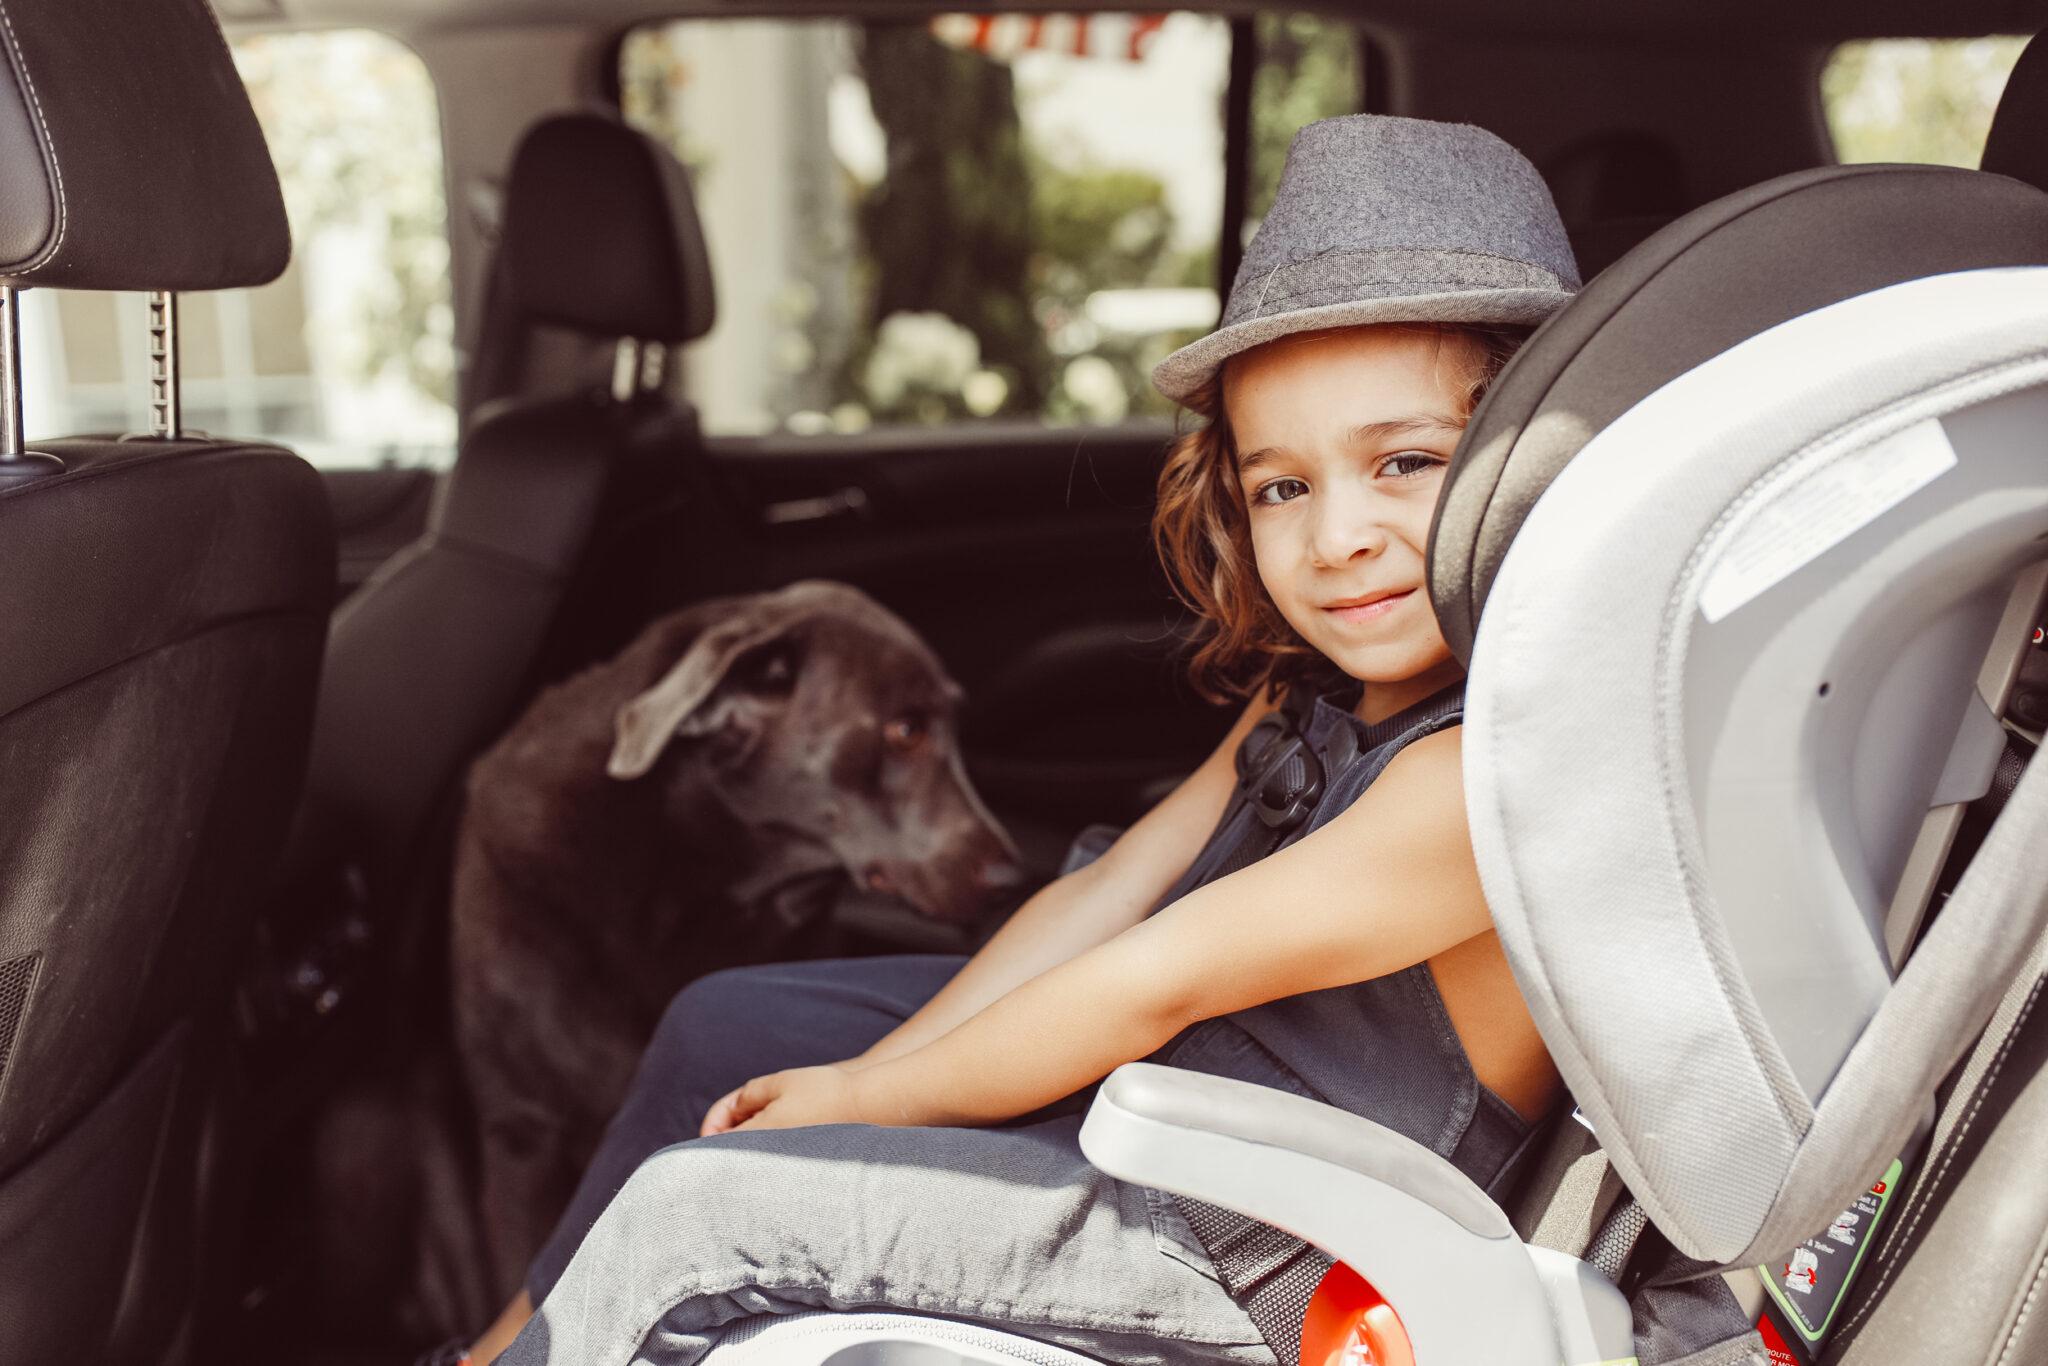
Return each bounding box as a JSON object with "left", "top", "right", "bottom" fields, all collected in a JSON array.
[
  {"left": 857, "top": 24, "right": 1047, "bottom": 417},
  {"left": 1032, "top": 165, "right": 1178, "bottom": 299},
  {"left": 1824, "top": 37, "right": 2028, "bottom": 169},
  {"left": 1249, "top": 13, "right": 1362, "bottom": 222},
  {"left": 233, "top": 33, "right": 455, "bottom": 408}
]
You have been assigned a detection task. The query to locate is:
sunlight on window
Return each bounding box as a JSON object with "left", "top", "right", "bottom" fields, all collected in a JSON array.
[{"left": 1823, "top": 37, "right": 2028, "bottom": 169}]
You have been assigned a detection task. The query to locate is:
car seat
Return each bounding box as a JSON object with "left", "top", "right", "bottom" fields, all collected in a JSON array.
[
  {"left": 0, "top": 1, "right": 335, "bottom": 1362},
  {"left": 284, "top": 112, "right": 715, "bottom": 908},
  {"left": 618, "top": 49, "right": 2048, "bottom": 1366}
]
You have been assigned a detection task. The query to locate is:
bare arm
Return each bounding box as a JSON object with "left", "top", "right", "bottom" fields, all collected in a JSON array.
[
  {"left": 725, "top": 727, "right": 1498, "bottom": 1132},
  {"left": 845, "top": 693, "right": 1272, "bottom": 1067}
]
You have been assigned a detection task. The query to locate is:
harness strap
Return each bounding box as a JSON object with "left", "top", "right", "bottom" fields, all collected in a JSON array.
[{"left": 1177, "top": 1198, "right": 1332, "bottom": 1366}]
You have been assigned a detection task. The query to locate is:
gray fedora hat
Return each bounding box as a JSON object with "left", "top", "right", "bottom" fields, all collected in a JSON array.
[{"left": 1153, "top": 115, "right": 1580, "bottom": 405}]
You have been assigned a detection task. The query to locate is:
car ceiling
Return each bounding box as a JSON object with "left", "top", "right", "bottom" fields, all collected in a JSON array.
[{"left": 219, "top": 0, "right": 2046, "bottom": 42}]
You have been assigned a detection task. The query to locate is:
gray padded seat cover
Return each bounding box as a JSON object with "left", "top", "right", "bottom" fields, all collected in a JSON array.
[
  {"left": 295, "top": 113, "right": 716, "bottom": 888},
  {"left": 1459, "top": 259, "right": 2048, "bottom": 1268},
  {"left": 1428, "top": 162, "right": 2048, "bottom": 664},
  {"left": 0, "top": 6, "right": 333, "bottom": 1361},
  {"left": 1423, "top": 56, "right": 2048, "bottom": 1276},
  {"left": 1812, "top": 43, "right": 2048, "bottom": 1363}
]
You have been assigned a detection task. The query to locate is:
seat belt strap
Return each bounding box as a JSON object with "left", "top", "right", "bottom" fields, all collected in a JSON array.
[{"left": 1589, "top": 1196, "right": 1651, "bottom": 1284}]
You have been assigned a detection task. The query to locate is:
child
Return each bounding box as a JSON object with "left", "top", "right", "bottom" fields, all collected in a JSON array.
[{"left": 463, "top": 113, "right": 1583, "bottom": 1366}]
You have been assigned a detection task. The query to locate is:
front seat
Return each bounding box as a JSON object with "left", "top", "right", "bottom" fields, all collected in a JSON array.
[
  {"left": 285, "top": 112, "right": 716, "bottom": 911},
  {"left": 0, "top": 1, "right": 334, "bottom": 1362}
]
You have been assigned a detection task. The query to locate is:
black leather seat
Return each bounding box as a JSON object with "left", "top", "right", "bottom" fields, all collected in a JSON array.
[
  {"left": 289, "top": 112, "right": 716, "bottom": 898},
  {"left": 0, "top": 2, "right": 335, "bottom": 1361}
]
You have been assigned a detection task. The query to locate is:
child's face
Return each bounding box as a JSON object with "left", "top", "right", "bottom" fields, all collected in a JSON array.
[{"left": 1224, "top": 327, "right": 1469, "bottom": 701}]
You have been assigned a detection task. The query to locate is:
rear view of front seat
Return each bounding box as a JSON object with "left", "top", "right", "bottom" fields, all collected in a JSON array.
[
  {"left": 287, "top": 112, "right": 716, "bottom": 905},
  {"left": 0, "top": 0, "right": 335, "bottom": 1361}
]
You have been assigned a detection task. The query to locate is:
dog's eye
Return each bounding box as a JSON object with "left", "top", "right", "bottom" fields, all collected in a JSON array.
[
  {"left": 883, "top": 714, "right": 928, "bottom": 752},
  {"left": 733, "top": 642, "right": 801, "bottom": 695}
]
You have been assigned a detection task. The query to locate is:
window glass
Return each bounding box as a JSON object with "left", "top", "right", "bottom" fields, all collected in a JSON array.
[
  {"left": 623, "top": 15, "right": 1229, "bottom": 434},
  {"left": 1247, "top": 13, "right": 1362, "bottom": 226},
  {"left": 1822, "top": 37, "right": 2029, "bottom": 169},
  {"left": 626, "top": 15, "right": 1344, "bottom": 436},
  {"left": 19, "top": 31, "right": 456, "bottom": 469}
]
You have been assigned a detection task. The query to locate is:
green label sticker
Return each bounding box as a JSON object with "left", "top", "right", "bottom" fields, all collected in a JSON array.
[{"left": 1757, "top": 1158, "right": 1905, "bottom": 1344}]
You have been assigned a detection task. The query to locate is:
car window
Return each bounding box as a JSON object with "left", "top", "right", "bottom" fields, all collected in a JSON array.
[
  {"left": 1822, "top": 36, "right": 2030, "bottom": 169},
  {"left": 18, "top": 30, "right": 456, "bottom": 470},
  {"left": 619, "top": 11, "right": 1365, "bottom": 436}
]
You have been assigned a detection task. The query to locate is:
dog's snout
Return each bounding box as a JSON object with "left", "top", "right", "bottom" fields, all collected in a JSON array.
[{"left": 972, "top": 858, "right": 1023, "bottom": 891}]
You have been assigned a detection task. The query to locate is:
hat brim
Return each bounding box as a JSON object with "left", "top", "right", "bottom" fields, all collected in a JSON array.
[{"left": 1151, "top": 287, "right": 1575, "bottom": 407}]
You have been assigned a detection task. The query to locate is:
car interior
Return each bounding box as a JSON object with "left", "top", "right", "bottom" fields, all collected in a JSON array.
[{"left": 1, "top": 0, "right": 2046, "bottom": 1363}]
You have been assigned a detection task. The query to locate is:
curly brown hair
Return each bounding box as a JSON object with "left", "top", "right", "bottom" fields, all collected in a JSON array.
[{"left": 1152, "top": 322, "right": 1531, "bottom": 703}]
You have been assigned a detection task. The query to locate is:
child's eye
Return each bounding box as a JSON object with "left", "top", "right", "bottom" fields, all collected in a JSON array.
[
  {"left": 1378, "top": 451, "right": 1446, "bottom": 480},
  {"left": 1253, "top": 477, "right": 1310, "bottom": 505}
]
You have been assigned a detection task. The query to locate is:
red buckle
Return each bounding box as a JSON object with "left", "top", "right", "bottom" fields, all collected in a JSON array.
[{"left": 1300, "top": 1262, "right": 1416, "bottom": 1366}]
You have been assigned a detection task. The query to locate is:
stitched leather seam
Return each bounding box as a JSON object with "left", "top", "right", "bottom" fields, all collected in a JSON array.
[
  {"left": 0, "top": 0, "right": 64, "bottom": 273},
  {"left": 1836, "top": 973, "right": 2044, "bottom": 1340},
  {"left": 1994, "top": 1238, "right": 2048, "bottom": 1366}
]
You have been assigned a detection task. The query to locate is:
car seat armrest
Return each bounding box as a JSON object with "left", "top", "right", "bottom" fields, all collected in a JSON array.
[{"left": 1080, "top": 1063, "right": 1633, "bottom": 1366}]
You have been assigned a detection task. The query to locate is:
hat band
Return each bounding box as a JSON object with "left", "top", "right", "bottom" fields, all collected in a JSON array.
[{"left": 1228, "top": 247, "right": 1570, "bottom": 327}]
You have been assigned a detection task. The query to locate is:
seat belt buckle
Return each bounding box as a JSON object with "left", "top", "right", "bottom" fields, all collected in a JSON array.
[
  {"left": 1237, "top": 711, "right": 1326, "bottom": 833},
  {"left": 1753, "top": 1159, "right": 1905, "bottom": 1364}
]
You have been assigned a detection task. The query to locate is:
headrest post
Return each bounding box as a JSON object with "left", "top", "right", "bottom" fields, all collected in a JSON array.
[
  {"left": 611, "top": 337, "right": 640, "bottom": 403},
  {"left": 147, "top": 291, "right": 181, "bottom": 440},
  {"left": 0, "top": 286, "right": 61, "bottom": 488},
  {"left": 0, "top": 286, "right": 24, "bottom": 459}
]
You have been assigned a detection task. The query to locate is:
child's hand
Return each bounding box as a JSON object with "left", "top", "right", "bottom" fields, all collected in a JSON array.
[{"left": 699, "top": 1064, "right": 869, "bottom": 1136}]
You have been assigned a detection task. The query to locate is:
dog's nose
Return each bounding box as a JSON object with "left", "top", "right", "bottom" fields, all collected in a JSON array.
[{"left": 973, "top": 858, "right": 1024, "bottom": 890}]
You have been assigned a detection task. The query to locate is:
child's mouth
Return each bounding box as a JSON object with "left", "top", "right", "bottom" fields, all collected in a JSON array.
[{"left": 1325, "top": 589, "right": 1413, "bottom": 624}]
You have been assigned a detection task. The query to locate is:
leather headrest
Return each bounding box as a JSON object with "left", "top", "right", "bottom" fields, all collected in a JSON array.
[
  {"left": 0, "top": 0, "right": 289, "bottom": 290},
  {"left": 1982, "top": 32, "right": 2048, "bottom": 192},
  {"left": 1428, "top": 162, "right": 2048, "bottom": 662},
  {"left": 502, "top": 113, "right": 716, "bottom": 343}
]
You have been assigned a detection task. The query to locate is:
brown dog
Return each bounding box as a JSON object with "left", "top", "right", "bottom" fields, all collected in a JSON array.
[{"left": 450, "top": 580, "right": 1020, "bottom": 1304}]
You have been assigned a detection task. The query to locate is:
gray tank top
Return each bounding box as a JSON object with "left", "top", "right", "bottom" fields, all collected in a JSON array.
[{"left": 1139, "top": 682, "right": 1540, "bottom": 1360}]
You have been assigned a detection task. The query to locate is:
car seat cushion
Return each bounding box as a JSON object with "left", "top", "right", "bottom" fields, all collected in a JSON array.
[{"left": 1463, "top": 267, "right": 2048, "bottom": 1266}]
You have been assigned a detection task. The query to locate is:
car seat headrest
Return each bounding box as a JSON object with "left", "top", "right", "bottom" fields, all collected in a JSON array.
[
  {"left": 0, "top": 0, "right": 289, "bottom": 290},
  {"left": 1427, "top": 162, "right": 2048, "bottom": 665},
  {"left": 1466, "top": 260, "right": 2048, "bottom": 1271},
  {"left": 1981, "top": 31, "right": 2048, "bottom": 192},
  {"left": 501, "top": 113, "right": 715, "bottom": 343}
]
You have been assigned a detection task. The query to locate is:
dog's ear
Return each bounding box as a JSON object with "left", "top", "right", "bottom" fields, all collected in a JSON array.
[{"left": 607, "top": 617, "right": 802, "bottom": 780}]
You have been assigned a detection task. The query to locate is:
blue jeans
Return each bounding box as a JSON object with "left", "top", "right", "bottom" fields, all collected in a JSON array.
[{"left": 510, "top": 956, "right": 1268, "bottom": 1366}]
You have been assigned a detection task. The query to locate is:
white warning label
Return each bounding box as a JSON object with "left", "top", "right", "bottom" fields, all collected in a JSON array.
[{"left": 1699, "top": 420, "right": 1958, "bottom": 624}]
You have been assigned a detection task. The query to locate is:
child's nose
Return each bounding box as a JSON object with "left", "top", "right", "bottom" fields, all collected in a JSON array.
[{"left": 1310, "top": 493, "right": 1389, "bottom": 567}]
